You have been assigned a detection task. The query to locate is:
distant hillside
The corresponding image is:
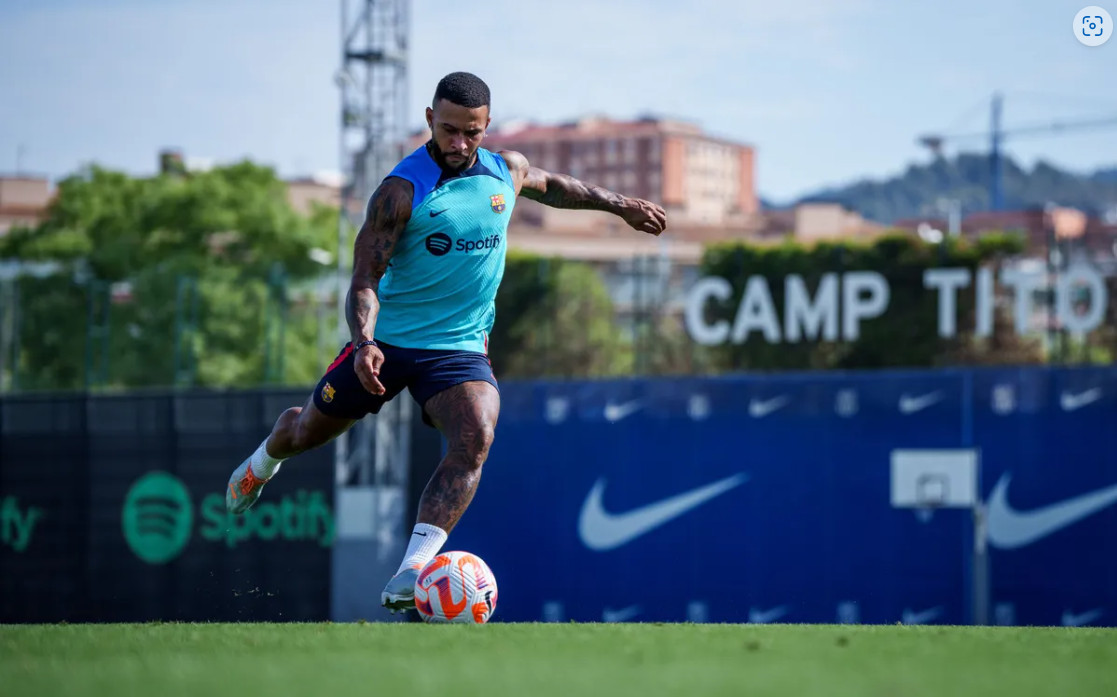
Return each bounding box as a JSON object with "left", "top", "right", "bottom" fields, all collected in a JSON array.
[
  {"left": 780, "top": 154, "right": 1117, "bottom": 224},
  {"left": 1092, "top": 167, "right": 1117, "bottom": 184}
]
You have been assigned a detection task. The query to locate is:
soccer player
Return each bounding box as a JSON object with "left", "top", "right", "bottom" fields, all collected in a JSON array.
[{"left": 224, "top": 71, "right": 666, "bottom": 611}]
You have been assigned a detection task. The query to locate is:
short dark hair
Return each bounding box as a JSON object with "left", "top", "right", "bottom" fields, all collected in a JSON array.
[{"left": 432, "top": 72, "right": 490, "bottom": 109}]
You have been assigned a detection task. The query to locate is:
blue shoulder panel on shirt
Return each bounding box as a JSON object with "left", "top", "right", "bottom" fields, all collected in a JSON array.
[
  {"left": 385, "top": 145, "right": 442, "bottom": 211},
  {"left": 477, "top": 148, "right": 515, "bottom": 189}
]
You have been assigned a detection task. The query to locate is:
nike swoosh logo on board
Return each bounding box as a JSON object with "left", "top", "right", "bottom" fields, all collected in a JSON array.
[
  {"left": 578, "top": 473, "right": 748, "bottom": 551},
  {"left": 986, "top": 474, "right": 1117, "bottom": 549}
]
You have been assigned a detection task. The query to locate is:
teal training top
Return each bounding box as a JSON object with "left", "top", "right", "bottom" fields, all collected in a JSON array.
[{"left": 374, "top": 144, "right": 517, "bottom": 353}]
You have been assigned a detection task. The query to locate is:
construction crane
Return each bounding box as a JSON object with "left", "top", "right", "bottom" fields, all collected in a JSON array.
[{"left": 917, "top": 92, "right": 1117, "bottom": 211}]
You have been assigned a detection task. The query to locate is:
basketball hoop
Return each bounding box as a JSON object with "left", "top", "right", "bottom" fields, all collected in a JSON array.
[
  {"left": 913, "top": 473, "right": 948, "bottom": 523},
  {"left": 888, "top": 448, "right": 989, "bottom": 625},
  {"left": 890, "top": 450, "right": 975, "bottom": 522}
]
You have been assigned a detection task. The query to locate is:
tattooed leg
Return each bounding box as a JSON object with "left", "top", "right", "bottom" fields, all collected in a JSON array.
[{"left": 417, "top": 381, "right": 501, "bottom": 533}]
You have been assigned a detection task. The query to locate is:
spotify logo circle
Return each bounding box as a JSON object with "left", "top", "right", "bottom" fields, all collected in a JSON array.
[
  {"left": 121, "top": 471, "right": 194, "bottom": 564},
  {"left": 426, "top": 233, "right": 453, "bottom": 256}
]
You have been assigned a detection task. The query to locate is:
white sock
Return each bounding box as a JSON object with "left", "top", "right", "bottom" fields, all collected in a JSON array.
[
  {"left": 248, "top": 440, "right": 284, "bottom": 480},
  {"left": 396, "top": 523, "right": 448, "bottom": 574}
]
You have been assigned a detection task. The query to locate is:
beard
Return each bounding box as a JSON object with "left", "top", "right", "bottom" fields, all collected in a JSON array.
[{"left": 428, "top": 139, "right": 470, "bottom": 173}]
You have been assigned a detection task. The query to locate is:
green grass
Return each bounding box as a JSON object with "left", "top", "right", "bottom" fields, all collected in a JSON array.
[{"left": 3, "top": 622, "right": 1116, "bottom": 697}]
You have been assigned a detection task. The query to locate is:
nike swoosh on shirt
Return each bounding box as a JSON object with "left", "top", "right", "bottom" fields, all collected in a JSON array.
[
  {"left": 578, "top": 473, "right": 748, "bottom": 551},
  {"left": 987, "top": 474, "right": 1117, "bottom": 549},
  {"left": 429, "top": 208, "right": 449, "bottom": 217}
]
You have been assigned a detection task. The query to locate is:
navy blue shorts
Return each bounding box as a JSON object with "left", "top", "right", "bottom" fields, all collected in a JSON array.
[{"left": 312, "top": 341, "right": 498, "bottom": 427}]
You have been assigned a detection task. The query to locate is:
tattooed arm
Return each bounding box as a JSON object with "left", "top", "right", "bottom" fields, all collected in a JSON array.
[
  {"left": 346, "top": 176, "right": 412, "bottom": 394},
  {"left": 499, "top": 150, "right": 667, "bottom": 236}
]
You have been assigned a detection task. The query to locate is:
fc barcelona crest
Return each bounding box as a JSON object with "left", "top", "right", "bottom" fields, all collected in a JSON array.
[{"left": 490, "top": 194, "right": 506, "bottom": 213}]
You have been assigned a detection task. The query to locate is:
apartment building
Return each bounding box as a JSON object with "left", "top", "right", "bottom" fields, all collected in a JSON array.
[
  {"left": 477, "top": 116, "right": 757, "bottom": 229},
  {"left": 286, "top": 175, "right": 342, "bottom": 216},
  {"left": 0, "top": 176, "right": 52, "bottom": 235}
]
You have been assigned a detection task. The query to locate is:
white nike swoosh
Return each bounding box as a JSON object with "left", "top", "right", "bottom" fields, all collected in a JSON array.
[
  {"left": 899, "top": 391, "right": 943, "bottom": 414},
  {"left": 1062, "top": 608, "right": 1104, "bottom": 627},
  {"left": 749, "top": 395, "right": 789, "bottom": 418},
  {"left": 604, "top": 400, "right": 642, "bottom": 422},
  {"left": 987, "top": 474, "right": 1117, "bottom": 549},
  {"left": 578, "top": 473, "right": 749, "bottom": 551},
  {"left": 748, "top": 606, "right": 788, "bottom": 624},
  {"left": 602, "top": 605, "right": 642, "bottom": 622},
  {"left": 902, "top": 607, "right": 942, "bottom": 625},
  {"left": 1060, "top": 388, "right": 1102, "bottom": 411}
]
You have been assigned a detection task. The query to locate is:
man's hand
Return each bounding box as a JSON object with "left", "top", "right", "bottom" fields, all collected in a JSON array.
[
  {"left": 354, "top": 343, "right": 386, "bottom": 396},
  {"left": 620, "top": 198, "right": 667, "bottom": 236}
]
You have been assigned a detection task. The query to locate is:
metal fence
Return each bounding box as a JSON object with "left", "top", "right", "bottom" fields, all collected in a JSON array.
[{"left": 0, "top": 266, "right": 340, "bottom": 393}]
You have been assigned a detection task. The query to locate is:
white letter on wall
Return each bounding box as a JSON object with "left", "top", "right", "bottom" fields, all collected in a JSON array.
[
  {"left": 785, "top": 274, "right": 839, "bottom": 342},
  {"left": 924, "top": 268, "right": 971, "bottom": 338},
  {"left": 1001, "top": 268, "right": 1043, "bottom": 335},
  {"left": 1057, "top": 264, "right": 1108, "bottom": 334},
  {"left": 842, "top": 272, "right": 890, "bottom": 341},
  {"left": 976, "top": 267, "right": 994, "bottom": 338},
  {"left": 732, "top": 276, "right": 781, "bottom": 343},
  {"left": 684, "top": 277, "right": 733, "bottom": 345}
]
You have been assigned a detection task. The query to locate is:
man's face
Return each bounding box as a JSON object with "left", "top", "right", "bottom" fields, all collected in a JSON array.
[{"left": 426, "top": 99, "right": 490, "bottom": 171}]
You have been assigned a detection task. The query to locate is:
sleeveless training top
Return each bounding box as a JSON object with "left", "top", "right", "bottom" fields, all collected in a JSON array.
[{"left": 374, "top": 144, "right": 516, "bottom": 353}]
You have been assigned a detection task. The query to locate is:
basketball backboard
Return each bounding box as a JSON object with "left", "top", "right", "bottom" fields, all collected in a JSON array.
[{"left": 890, "top": 449, "right": 978, "bottom": 508}]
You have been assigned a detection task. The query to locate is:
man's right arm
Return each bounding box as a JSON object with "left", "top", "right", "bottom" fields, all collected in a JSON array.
[{"left": 345, "top": 176, "right": 413, "bottom": 349}]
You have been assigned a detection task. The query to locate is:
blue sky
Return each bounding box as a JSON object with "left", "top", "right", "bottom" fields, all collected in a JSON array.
[{"left": 1, "top": 0, "right": 1115, "bottom": 202}]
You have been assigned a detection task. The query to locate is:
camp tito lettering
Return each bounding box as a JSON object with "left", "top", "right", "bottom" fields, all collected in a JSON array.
[{"left": 685, "top": 266, "right": 1110, "bottom": 346}]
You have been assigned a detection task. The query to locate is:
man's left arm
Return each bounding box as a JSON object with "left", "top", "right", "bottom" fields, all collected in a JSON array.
[{"left": 500, "top": 150, "right": 667, "bottom": 236}]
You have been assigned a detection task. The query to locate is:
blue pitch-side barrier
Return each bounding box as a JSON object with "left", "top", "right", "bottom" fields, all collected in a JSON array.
[{"left": 449, "top": 366, "right": 1117, "bottom": 626}]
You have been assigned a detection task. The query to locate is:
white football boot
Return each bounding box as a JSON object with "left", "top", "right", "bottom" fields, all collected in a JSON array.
[
  {"left": 380, "top": 565, "right": 421, "bottom": 613},
  {"left": 225, "top": 458, "right": 276, "bottom": 514}
]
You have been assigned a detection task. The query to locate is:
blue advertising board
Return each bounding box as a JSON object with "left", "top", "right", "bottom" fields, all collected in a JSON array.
[{"left": 447, "top": 366, "right": 1117, "bottom": 626}]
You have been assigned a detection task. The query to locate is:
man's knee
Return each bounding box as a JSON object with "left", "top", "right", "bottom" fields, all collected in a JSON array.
[
  {"left": 269, "top": 401, "right": 353, "bottom": 459},
  {"left": 452, "top": 420, "right": 495, "bottom": 467},
  {"left": 276, "top": 406, "right": 315, "bottom": 453}
]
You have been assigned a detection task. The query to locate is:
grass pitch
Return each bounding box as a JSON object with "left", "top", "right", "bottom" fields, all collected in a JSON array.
[{"left": 3, "top": 622, "right": 1115, "bottom": 697}]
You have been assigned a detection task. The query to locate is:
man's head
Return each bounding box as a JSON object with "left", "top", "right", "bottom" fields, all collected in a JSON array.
[{"left": 426, "top": 72, "right": 491, "bottom": 171}]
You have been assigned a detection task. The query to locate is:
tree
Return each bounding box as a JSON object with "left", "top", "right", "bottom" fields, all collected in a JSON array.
[
  {"left": 490, "top": 252, "right": 627, "bottom": 378},
  {"left": 0, "top": 163, "right": 338, "bottom": 391}
]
